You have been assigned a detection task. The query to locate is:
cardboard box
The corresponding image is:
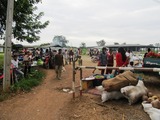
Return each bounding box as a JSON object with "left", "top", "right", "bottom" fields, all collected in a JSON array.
[{"left": 82, "top": 80, "right": 94, "bottom": 90}]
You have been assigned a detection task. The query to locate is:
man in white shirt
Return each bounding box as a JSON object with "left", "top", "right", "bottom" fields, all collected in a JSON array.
[
  {"left": 126, "top": 50, "right": 134, "bottom": 67},
  {"left": 11, "top": 55, "right": 24, "bottom": 82}
]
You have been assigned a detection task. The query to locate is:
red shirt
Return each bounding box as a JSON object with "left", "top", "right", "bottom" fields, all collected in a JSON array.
[{"left": 116, "top": 53, "right": 128, "bottom": 67}]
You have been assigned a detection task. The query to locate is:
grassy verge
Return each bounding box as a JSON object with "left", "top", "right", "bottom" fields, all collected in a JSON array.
[{"left": 0, "top": 68, "right": 45, "bottom": 102}]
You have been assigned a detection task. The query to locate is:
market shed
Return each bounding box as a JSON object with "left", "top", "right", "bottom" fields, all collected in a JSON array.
[{"left": 105, "top": 44, "right": 156, "bottom": 51}]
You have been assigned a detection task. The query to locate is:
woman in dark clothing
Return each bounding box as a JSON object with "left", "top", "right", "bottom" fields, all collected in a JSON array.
[{"left": 106, "top": 48, "right": 114, "bottom": 74}]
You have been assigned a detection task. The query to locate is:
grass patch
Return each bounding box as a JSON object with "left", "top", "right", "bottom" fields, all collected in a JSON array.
[
  {"left": 0, "top": 92, "right": 10, "bottom": 102},
  {"left": 10, "top": 69, "right": 45, "bottom": 92},
  {"left": 0, "top": 68, "right": 45, "bottom": 101}
]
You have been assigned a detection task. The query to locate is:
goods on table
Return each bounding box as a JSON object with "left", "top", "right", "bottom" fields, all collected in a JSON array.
[
  {"left": 94, "top": 75, "right": 104, "bottom": 79},
  {"left": 37, "top": 59, "right": 44, "bottom": 66}
]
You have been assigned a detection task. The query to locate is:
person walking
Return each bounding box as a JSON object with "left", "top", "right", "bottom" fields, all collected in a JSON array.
[{"left": 54, "top": 49, "right": 64, "bottom": 80}]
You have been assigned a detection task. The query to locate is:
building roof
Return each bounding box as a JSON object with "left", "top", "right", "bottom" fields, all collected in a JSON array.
[{"left": 87, "top": 44, "right": 156, "bottom": 48}]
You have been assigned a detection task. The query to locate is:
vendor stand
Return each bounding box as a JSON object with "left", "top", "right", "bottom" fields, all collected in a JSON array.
[{"left": 72, "top": 56, "right": 160, "bottom": 99}]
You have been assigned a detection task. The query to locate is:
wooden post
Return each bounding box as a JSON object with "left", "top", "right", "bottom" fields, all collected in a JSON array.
[
  {"left": 72, "top": 55, "right": 80, "bottom": 99},
  {"left": 3, "top": 0, "right": 14, "bottom": 91},
  {"left": 80, "top": 68, "right": 82, "bottom": 96}
]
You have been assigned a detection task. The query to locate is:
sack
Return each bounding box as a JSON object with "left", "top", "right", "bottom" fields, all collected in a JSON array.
[
  {"left": 102, "top": 71, "right": 138, "bottom": 92},
  {"left": 62, "top": 66, "right": 66, "bottom": 72}
]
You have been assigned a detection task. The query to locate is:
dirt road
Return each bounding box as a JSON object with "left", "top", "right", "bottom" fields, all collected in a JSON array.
[{"left": 0, "top": 64, "right": 74, "bottom": 120}]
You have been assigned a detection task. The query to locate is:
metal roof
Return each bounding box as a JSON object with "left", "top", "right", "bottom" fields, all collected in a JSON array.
[{"left": 87, "top": 44, "right": 156, "bottom": 48}]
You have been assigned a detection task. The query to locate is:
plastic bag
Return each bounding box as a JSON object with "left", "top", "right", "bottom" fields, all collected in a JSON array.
[{"left": 62, "top": 66, "right": 66, "bottom": 72}]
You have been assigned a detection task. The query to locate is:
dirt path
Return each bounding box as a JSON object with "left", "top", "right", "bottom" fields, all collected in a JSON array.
[
  {"left": 0, "top": 55, "right": 160, "bottom": 120},
  {"left": 0, "top": 64, "right": 74, "bottom": 120}
]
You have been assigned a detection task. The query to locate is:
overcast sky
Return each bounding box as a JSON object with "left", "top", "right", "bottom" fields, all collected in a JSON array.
[{"left": 11, "top": 0, "right": 160, "bottom": 47}]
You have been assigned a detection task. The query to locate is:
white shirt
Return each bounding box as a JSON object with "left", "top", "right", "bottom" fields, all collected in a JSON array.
[
  {"left": 11, "top": 59, "right": 19, "bottom": 68},
  {"left": 129, "top": 52, "right": 134, "bottom": 62}
]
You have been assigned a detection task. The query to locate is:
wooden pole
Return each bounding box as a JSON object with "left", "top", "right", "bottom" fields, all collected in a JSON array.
[
  {"left": 79, "top": 68, "right": 83, "bottom": 96},
  {"left": 3, "top": 0, "right": 14, "bottom": 91},
  {"left": 77, "top": 66, "right": 160, "bottom": 72},
  {"left": 72, "top": 59, "right": 76, "bottom": 99}
]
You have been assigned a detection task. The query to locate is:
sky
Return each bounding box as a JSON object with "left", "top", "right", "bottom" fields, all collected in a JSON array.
[{"left": 3, "top": 0, "right": 160, "bottom": 47}]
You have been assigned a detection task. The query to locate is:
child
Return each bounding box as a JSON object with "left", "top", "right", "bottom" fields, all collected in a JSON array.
[{"left": 78, "top": 56, "right": 82, "bottom": 66}]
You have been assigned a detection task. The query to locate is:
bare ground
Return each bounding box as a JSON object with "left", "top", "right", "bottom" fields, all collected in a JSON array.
[{"left": 0, "top": 55, "right": 160, "bottom": 120}]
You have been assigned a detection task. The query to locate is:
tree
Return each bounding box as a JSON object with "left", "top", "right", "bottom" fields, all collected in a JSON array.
[
  {"left": 52, "top": 35, "right": 68, "bottom": 47},
  {"left": 40, "top": 43, "right": 50, "bottom": 46},
  {"left": 114, "top": 42, "right": 119, "bottom": 45},
  {"left": 0, "top": 0, "right": 49, "bottom": 43},
  {"left": 80, "top": 42, "right": 86, "bottom": 48},
  {"left": 96, "top": 40, "right": 106, "bottom": 46}
]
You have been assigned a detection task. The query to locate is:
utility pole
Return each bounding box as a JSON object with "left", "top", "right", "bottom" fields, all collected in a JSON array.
[{"left": 3, "top": 0, "right": 14, "bottom": 91}]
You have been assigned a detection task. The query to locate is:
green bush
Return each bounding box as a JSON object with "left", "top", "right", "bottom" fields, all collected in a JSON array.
[{"left": 10, "top": 69, "right": 45, "bottom": 92}]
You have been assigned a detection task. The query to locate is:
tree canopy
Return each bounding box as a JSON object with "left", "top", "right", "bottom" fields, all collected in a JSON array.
[
  {"left": 52, "top": 35, "right": 68, "bottom": 47},
  {"left": 96, "top": 40, "right": 106, "bottom": 46},
  {"left": 80, "top": 42, "right": 86, "bottom": 48},
  {"left": 0, "top": 0, "right": 49, "bottom": 43}
]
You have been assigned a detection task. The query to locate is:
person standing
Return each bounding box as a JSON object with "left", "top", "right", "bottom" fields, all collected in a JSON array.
[
  {"left": 11, "top": 55, "right": 24, "bottom": 82},
  {"left": 106, "top": 48, "right": 114, "bottom": 74},
  {"left": 64, "top": 49, "right": 69, "bottom": 65},
  {"left": 69, "top": 49, "right": 74, "bottom": 64},
  {"left": 115, "top": 47, "right": 128, "bottom": 75},
  {"left": 54, "top": 49, "right": 64, "bottom": 80},
  {"left": 126, "top": 50, "right": 134, "bottom": 67},
  {"left": 23, "top": 52, "right": 30, "bottom": 77},
  {"left": 99, "top": 47, "right": 108, "bottom": 75}
]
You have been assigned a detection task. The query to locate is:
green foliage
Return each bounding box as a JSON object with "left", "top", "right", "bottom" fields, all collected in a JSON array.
[
  {"left": 40, "top": 43, "right": 50, "bottom": 46},
  {"left": 0, "top": 53, "right": 4, "bottom": 69},
  {"left": 10, "top": 69, "right": 45, "bottom": 92},
  {"left": 0, "top": 0, "right": 49, "bottom": 43}
]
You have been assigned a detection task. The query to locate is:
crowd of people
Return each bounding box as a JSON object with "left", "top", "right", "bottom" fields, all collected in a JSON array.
[
  {"left": 90, "top": 47, "right": 147, "bottom": 76},
  {"left": 10, "top": 47, "right": 81, "bottom": 83},
  {"left": 10, "top": 46, "right": 154, "bottom": 84}
]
